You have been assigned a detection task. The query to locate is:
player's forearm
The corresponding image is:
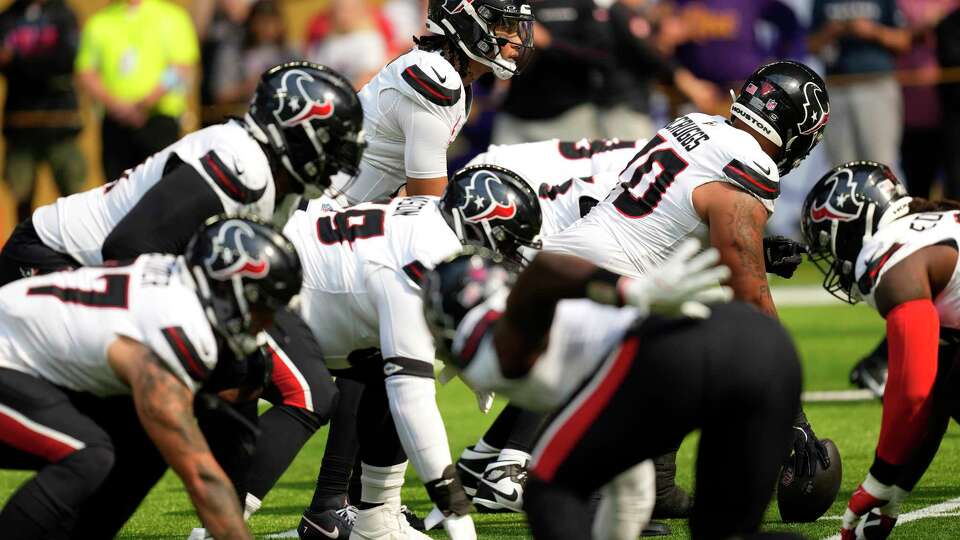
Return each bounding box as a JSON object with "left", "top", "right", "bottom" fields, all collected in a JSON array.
[
  {"left": 405, "top": 177, "right": 448, "bottom": 197},
  {"left": 184, "top": 457, "right": 252, "bottom": 540}
]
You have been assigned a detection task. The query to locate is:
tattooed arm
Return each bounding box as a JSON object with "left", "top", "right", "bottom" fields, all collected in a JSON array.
[
  {"left": 108, "top": 336, "right": 251, "bottom": 540},
  {"left": 694, "top": 181, "right": 777, "bottom": 318}
]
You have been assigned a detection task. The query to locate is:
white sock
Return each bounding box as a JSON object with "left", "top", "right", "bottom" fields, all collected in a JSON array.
[
  {"left": 475, "top": 438, "right": 500, "bottom": 453},
  {"left": 497, "top": 448, "right": 531, "bottom": 465},
  {"left": 361, "top": 462, "right": 407, "bottom": 508},
  {"left": 243, "top": 493, "right": 262, "bottom": 521}
]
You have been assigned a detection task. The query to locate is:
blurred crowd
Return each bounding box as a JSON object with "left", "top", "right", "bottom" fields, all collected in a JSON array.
[{"left": 2, "top": 0, "right": 960, "bottom": 230}]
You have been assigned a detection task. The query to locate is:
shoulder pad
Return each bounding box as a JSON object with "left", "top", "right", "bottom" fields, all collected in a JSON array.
[
  {"left": 399, "top": 52, "right": 462, "bottom": 107},
  {"left": 722, "top": 159, "right": 779, "bottom": 200},
  {"left": 856, "top": 242, "right": 904, "bottom": 296},
  {"left": 199, "top": 149, "right": 266, "bottom": 204}
]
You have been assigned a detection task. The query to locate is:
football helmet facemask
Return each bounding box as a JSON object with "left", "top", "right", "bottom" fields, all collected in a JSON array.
[
  {"left": 800, "top": 161, "right": 910, "bottom": 303},
  {"left": 246, "top": 62, "right": 366, "bottom": 189},
  {"left": 440, "top": 164, "right": 543, "bottom": 264},
  {"left": 427, "top": 0, "right": 534, "bottom": 80},
  {"left": 730, "top": 60, "right": 830, "bottom": 176},
  {"left": 184, "top": 215, "right": 303, "bottom": 356}
]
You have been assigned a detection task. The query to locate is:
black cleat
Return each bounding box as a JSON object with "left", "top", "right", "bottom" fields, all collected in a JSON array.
[
  {"left": 641, "top": 521, "right": 672, "bottom": 536},
  {"left": 400, "top": 505, "right": 426, "bottom": 531},
  {"left": 298, "top": 505, "right": 357, "bottom": 539},
  {"left": 850, "top": 352, "right": 887, "bottom": 399}
]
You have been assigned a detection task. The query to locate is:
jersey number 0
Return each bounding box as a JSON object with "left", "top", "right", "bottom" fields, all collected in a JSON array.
[{"left": 612, "top": 135, "right": 688, "bottom": 218}]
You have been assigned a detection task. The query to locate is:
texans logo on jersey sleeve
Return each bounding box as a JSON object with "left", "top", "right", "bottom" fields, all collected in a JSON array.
[
  {"left": 798, "top": 81, "right": 829, "bottom": 136},
  {"left": 204, "top": 220, "right": 270, "bottom": 280},
  {"left": 809, "top": 167, "right": 862, "bottom": 223},
  {"left": 461, "top": 170, "right": 517, "bottom": 223},
  {"left": 272, "top": 69, "right": 335, "bottom": 127}
]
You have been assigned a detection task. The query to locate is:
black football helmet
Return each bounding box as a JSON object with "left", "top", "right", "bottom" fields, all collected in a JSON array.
[
  {"left": 426, "top": 0, "right": 534, "bottom": 80},
  {"left": 730, "top": 60, "right": 829, "bottom": 176},
  {"left": 184, "top": 215, "right": 303, "bottom": 356},
  {"left": 422, "top": 247, "right": 514, "bottom": 365},
  {"left": 800, "top": 162, "right": 910, "bottom": 303},
  {"left": 246, "top": 62, "right": 366, "bottom": 189},
  {"left": 440, "top": 164, "right": 543, "bottom": 263}
]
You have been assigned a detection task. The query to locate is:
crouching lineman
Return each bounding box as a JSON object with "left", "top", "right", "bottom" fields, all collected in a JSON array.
[
  {"left": 801, "top": 162, "right": 960, "bottom": 539},
  {"left": 421, "top": 242, "right": 804, "bottom": 539},
  {"left": 0, "top": 217, "right": 302, "bottom": 539},
  {"left": 285, "top": 166, "right": 542, "bottom": 539}
]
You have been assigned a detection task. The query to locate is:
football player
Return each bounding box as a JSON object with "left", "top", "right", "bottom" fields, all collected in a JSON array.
[
  {"left": 285, "top": 166, "right": 541, "bottom": 539},
  {"left": 0, "top": 62, "right": 359, "bottom": 525},
  {"left": 0, "top": 216, "right": 301, "bottom": 540},
  {"left": 538, "top": 59, "right": 833, "bottom": 508},
  {"left": 801, "top": 162, "right": 960, "bottom": 539},
  {"left": 325, "top": 0, "right": 534, "bottom": 204},
  {"left": 420, "top": 244, "right": 803, "bottom": 540}
]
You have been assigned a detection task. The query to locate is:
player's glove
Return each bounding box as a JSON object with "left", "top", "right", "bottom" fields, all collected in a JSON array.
[
  {"left": 840, "top": 473, "right": 908, "bottom": 540},
  {"left": 763, "top": 235, "right": 807, "bottom": 278},
  {"left": 424, "top": 465, "right": 476, "bottom": 539},
  {"left": 789, "top": 422, "right": 831, "bottom": 477},
  {"left": 613, "top": 238, "right": 732, "bottom": 319}
]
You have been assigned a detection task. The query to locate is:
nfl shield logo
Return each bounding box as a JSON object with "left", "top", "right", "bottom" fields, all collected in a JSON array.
[{"left": 766, "top": 99, "right": 778, "bottom": 111}]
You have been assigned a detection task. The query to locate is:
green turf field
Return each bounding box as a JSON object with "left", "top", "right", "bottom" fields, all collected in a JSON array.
[{"left": 3, "top": 301, "right": 959, "bottom": 539}]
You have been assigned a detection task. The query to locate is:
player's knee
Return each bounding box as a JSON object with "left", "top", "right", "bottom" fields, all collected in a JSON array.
[
  {"left": 311, "top": 377, "right": 339, "bottom": 426},
  {"left": 57, "top": 443, "right": 116, "bottom": 492}
]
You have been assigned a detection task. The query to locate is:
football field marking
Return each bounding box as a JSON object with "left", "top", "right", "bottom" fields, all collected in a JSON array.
[
  {"left": 818, "top": 496, "right": 960, "bottom": 539},
  {"left": 771, "top": 285, "right": 837, "bottom": 307},
  {"left": 802, "top": 389, "right": 875, "bottom": 402}
]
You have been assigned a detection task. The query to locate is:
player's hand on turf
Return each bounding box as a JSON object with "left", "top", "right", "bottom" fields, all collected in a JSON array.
[
  {"left": 443, "top": 513, "right": 477, "bottom": 540},
  {"left": 763, "top": 235, "right": 807, "bottom": 278},
  {"left": 790, "top": 422, "right": 831, "bottom": 477},
  {"left": 840, "top": 473, "right": 906, "bottom": 540},
  {"left": 620, "top": 238, "right": 732, "bottom": 319}
]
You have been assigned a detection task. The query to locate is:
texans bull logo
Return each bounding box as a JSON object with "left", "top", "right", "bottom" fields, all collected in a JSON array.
[
  {"left": 205, "top": 220, "right": 270, "bottom": 280},
  {"left": 809, "top": 168, "right": 862, "bottom": 223},
  {"left": 461, "top": 171, "right": 517, "bottom": 223},
  {"left": 273, "top": 69, "right": 335, "bottom": 127},
  {"left": 798, "top": 81, "right": 829, "bottom": 135}
]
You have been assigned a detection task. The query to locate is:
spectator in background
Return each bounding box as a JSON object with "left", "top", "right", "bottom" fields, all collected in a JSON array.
[
  {"left": 668, "top": 0, "right": 805, "bottom": 89},
  {"left": 597, "top": 0, "right": 720, "bottom": 140},
  {"left": 492, "top": 0, "right": 606, "bottom": 144},
  {"left": 305, "top": 0, "right": 390, "bottom": 89},
  {"left": 191, "top": 0, "right": 254, "bottom": 115},
  {"left": 0, "top": 0, "right": 84, "bottom": 223},
  {"left": 937, "top": 6, "right": 960, "bottom": 197},
  {"left": 76, "top": 0, "right": 198, "bottom": 182},
  {"left": 808, "top": 0, "right": 910, "bottom": 167},
  {"left": 211, "top": 0, "right": 295, "bottom": 105},
  {"left": 897, "top": 0, "right": 957, "bottom": 198}
]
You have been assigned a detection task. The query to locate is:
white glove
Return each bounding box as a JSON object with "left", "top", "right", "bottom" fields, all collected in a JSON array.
[
  {"left": 474, "top": 390, "right": 495, "bottom": 413},
  {"left": 442, "top": 513, "right": 477, "bottom": 540},
  {"left": 619, "top": 238, "right": 732, "bottom": 319}
]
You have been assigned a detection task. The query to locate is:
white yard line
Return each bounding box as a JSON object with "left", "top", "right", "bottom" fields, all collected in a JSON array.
[
  {"left": 802, "top": 389, "right": 876, "bottom": 403},
  {"left": 771, "top": 285, "right": 839, "bottom": 307},
  {"left": 819, "top": 496, "right": 960, "bottom": 540}
]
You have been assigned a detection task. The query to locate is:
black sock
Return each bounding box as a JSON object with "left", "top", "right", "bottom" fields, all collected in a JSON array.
[
  {"left": 481, "top": 404, "right": 522, "bottom": 449},
  {"left": 505, "top": 409, "right": 547, "bottom": 453},
  {"left": 311, "top": 378, "right": 364, "bottom": 510}
]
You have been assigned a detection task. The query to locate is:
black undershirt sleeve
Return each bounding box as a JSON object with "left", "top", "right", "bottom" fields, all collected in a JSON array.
[{"left": 101, "top": 157, "right": 225, "bottom": 261}]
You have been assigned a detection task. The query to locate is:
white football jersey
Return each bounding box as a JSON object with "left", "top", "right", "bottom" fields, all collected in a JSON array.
[
  {"left": 32, "top": 120, "right": 276, "bottom": 266},
  {"left": 466, "top": 139, "right": 643, "bottom": 236},
  {"left": 856, "top": 211, "right": 960, "bottom": 329},
  {"left": 0, "top": 255, "right": 218, "bottom": 395},
  {"left": 283, "top": 196, "right": 461, "bottom": 368},
  {"left": 459, "top": 299, "right": 641, "bottom": 411},
  {"left": 328, "top": 48, "right": 470, "bottom": 205},
  {"left": 543, "top": 114, "right": 780, "bottom": 276}
]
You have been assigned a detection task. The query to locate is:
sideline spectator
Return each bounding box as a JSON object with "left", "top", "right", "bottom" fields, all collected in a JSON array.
[
  {"left": 937, "top": 6, "right": 960, "bottom": 197},
  {"left": 670, "top": 0, "right": 805, "bottom": 88},
  {"left": 0, "top": 0, "right": 84, "bottom": 223},
  {"left": 191, "top": 0, "right": 254, "bottom": 114},
  {"left": 76, "top": 0, "right": 198, "bottom": 182},
  {"left": 808, "top": 0, "right": 910, "bottom": 166},
  {"left": 305, "top": 0, "right": 389, "bottom": 89},
  {"left": 211, "top": 0, "right": 295, "bottom": 105},
  {"left": 897, "top": 0, "right": 958, "bottom": 198}
]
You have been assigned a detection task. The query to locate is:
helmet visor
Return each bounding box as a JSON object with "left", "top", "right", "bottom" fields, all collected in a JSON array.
[{"left": 491, "top": 16, "right": 534, "bottom": 73}]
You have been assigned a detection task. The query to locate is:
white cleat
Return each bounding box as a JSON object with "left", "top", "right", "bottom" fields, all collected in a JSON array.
[
  {"left": 348, "top": 505, "right": 432, "bottom": 540},
  {"left": 473, "top": 459, "right": 527, "bottom": 513}
]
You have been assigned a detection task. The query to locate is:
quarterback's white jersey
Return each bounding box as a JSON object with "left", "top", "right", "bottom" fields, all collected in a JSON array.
[
  {"left": 32, "top": 120, "right": 275, "bottom": 266},
  {"left": 329, "top": 48, "right": 470, "bottom": 205},
  {"left": 460, "top": 299, "right": 641, "bottom": 411},
  {"left": 466, "top": 139, "right": 643, "bottom": 236},
  {"left": 856, "top": 210, "right": 960, "bottom": 329},
  {"left": 542, "top": 114, "right": 780, "bottom": 277},
  {"left": 0, "top": 255, "right": 218, "bottom": 395},
  {"left": 283, "top": 196, "right": 461, "bottom": 368}
]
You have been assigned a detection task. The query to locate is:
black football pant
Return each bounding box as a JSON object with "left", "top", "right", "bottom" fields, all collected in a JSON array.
[
  {"left": 0, "top": 367, "right": 167, "bottom": 539},
  {"left": 524, "top": 302, "right": 802, "bottom": 540}
]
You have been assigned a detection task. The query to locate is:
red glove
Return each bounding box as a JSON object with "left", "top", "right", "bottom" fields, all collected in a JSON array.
[{"left": 840, "top": 473, "right": 907, "bottom": 539}]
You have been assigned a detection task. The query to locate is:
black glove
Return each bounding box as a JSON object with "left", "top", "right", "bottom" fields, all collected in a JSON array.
[
  {"left": 789, "top": 422, "right": 831, "bottom": 477},
  {"left": 763, "top": 235, "right": 807, "bottom": 278}
]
